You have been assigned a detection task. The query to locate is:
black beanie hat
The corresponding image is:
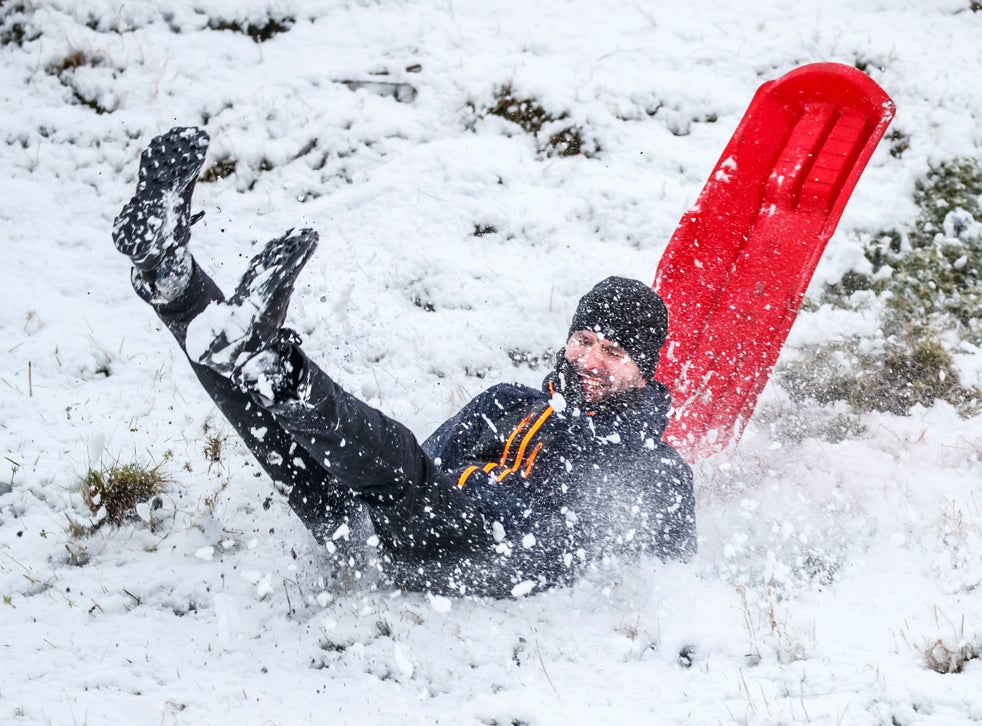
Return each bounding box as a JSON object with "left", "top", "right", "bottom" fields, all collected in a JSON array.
[{"left": 567, "top": 276, "right": 668, "bottom": 379}]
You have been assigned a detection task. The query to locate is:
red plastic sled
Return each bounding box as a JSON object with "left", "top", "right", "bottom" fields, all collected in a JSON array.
[{"left": 653, "top": 63, "right": 895, "bottom": 460}]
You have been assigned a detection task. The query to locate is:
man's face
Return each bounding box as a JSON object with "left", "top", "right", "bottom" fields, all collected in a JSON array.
[{"left": 564, "top": 329, "right": 645, "bottom": 404}]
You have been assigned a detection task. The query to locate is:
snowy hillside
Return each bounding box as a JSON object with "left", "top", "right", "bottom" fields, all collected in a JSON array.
[{"left": 1, "top": 0, "right": 981, "bottom": 723}]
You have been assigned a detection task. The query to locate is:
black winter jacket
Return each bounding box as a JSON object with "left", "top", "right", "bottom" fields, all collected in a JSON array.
[{"left": 421, "top": 357, "right": 696, "bottom": 586}]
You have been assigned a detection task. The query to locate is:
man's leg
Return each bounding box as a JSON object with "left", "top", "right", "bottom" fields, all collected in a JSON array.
[
  {"left": 136, "top": 259, "right": 365, "bottom": 545},
  {"left": 113, "top": 127, "right": 362, "bottom": 546},
  {"left": 236, "top": 342, "right": 494, "bottom": 562}
]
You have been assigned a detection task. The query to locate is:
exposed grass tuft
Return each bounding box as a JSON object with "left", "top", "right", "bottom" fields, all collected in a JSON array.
[
  {"left": 484, "top": 85, "right": 597, "bottom": 158},
  {"left": 207, "top": 16, "right": 294, "bottom": 43},
  {"left": 886, "top": 128, "right": 910, "bottom": 158},
  {"left": 201, "top": 157, "right": 237, "bottom": 183},
  {"left": 487, "top": 86, "right": 554, "bottom": 134},
  {"left": 901, "top": 610, "right": 982, "bottom": 675},
  {"left": 202, "top": 431, "right": 227, "bottom": 467},
  {"left": 44, "top": 48, "right": 114, "bottom": 114},
  {"left": 200, "top": 156, "right": 275, "bottom": 190},
  {"left": 0, "top": 1, "right": 36, "bottom": 47},
  {"left": 924, "top": 638, "right": 980, "bottom": 674},
  {"left": 81, "top": 461, "right": 168, "bottom": 526}
]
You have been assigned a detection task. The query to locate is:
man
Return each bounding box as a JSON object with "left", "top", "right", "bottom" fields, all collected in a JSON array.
[{"left": 113, "top": 127, "right": 695, "bottom": 597}]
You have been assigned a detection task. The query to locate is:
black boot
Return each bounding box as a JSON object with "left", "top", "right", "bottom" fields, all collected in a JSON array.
[
  {"left": 195, "top": 227, "right": 318, "bottom": 376},
  {"left": 112, "top": 127, "right": 209, "bottom": 302}
]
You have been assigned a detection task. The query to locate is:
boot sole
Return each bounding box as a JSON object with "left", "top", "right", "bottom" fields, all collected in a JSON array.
[
  {"left": 113, "top": 127, "right": 209, "bottom": 271},
  {"left": 198, "top": 228, "right": 319, "bottom": 374}
]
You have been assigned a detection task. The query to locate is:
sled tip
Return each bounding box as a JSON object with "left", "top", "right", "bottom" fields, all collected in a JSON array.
[{"left": 764, "top": 62, "right": 895, "bottom": 125}]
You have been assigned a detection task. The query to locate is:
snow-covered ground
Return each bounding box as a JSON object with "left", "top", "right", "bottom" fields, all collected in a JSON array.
[{"left": 2, "top": 1, "right": 981, "bottom": 723}]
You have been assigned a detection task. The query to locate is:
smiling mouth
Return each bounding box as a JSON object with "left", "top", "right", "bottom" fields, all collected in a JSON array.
[{"left": 576, "top": 371, "right": 610, "bottom": 399}]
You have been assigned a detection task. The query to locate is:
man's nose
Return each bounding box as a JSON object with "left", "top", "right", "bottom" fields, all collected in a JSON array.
[{"left": 578, "top": 346, "right": 604, "bottom": 371}]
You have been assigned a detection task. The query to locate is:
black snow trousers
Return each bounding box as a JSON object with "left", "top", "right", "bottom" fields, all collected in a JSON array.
[{"left": 144, "top": 263, "right": 493, "bottom": 582}]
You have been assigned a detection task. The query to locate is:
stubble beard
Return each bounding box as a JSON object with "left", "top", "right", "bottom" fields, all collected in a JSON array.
[{"left": 572, "top": 366, "right": 612, "bottom": 404}]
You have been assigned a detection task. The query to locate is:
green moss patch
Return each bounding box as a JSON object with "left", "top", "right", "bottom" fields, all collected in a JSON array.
[{"left": 777, "top": 157, "right": 982, "bottom": 418}]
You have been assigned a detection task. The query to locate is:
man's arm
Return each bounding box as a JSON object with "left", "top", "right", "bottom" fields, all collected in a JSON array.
[{"left": 421, "top": 383, "right": 539, "bottom": 471}]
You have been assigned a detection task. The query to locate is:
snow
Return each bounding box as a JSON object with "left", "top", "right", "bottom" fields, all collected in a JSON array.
[{"left": 1, "top": 0, "right": 981, "bottom": 723}]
